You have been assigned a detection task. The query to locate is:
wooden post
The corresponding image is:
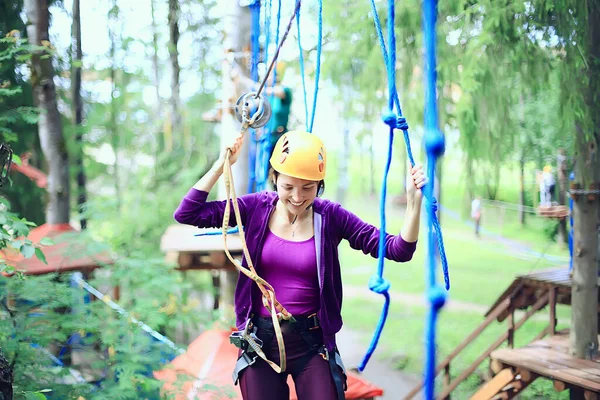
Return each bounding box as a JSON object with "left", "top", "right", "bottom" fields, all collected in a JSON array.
[
  {"left": 549, "top": 286, "right": 557, "bottom": 336},
  {"left": 217, "top": 0, "right": 251, "bottom": 323},
  {"left": 507, "top": 310, "right": 515, "bottom": 348}
]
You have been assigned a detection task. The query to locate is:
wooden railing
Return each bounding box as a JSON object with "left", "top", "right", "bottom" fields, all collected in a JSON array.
[{"left": 404, "top": 289, "right": 554, "bottom": 400}]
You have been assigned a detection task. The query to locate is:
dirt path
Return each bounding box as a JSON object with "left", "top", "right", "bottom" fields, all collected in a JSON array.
[{"left": 335, "top": 326, "right": 420, "bottom": 399}]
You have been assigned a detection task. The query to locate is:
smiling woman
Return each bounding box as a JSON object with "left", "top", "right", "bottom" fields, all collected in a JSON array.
[{"left": 173, "top": 130, "right": 425, "bottom": 400}]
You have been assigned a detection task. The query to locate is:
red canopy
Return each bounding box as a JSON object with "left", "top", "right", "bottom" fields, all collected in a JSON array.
[
  {"left": 154, "top": 327, "right": 384, "bottom": 399},
  {"left": 2, "top": 223, "right": 113, "bottom": 276}
]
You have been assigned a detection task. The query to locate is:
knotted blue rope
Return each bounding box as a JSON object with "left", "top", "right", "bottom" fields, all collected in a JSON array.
[
  {"left": 296, "top": 0, "right": 322, "bottom": 133},
  {"left": 359, "top": 0, "right": 450, "bottom": 381},
  {"left": 423, "top": 0, "right": 447, "bottom": 399}
]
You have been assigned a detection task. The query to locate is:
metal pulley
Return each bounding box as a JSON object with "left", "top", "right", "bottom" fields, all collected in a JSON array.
[{"left": 233, "top": 92, "right": 272, "bottom": 129}]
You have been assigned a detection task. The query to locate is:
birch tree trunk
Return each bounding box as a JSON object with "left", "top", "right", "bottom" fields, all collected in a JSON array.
[
  {"left": 168, "top": 0, "right": 182, "bottom": 146},
  {"left": 24, "top": 0, "right": 70, "bottom": 225},
  {"left": 71, "top": 0, "right": 87, "bottom": 229}
]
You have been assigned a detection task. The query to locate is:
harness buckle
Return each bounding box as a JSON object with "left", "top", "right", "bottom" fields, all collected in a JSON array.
[
  {"left": 319, "top": 346, "right": 329, "bottom": 361},
  {"left": 229, "top": 319, "right": 263, "bottom": 352}
]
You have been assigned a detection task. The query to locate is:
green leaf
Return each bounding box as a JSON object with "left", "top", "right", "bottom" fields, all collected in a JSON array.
[
  {"left": 11, "top": 154, "right": 21, "bottom": 166},
  {"left": 24, "top": 392, "right": 46, "bottom": 400},
  {"left": 35, "top": 247, "right": 47, "bottom": 264},
  {"left": 20, "top": 243, "right": 35, "bottom": 258},
  {"left": 37, "top": 389, "right": 52, "bottom": 393},
  {"left": 39, "top": 237, "right": 54, "bottom": 246}
]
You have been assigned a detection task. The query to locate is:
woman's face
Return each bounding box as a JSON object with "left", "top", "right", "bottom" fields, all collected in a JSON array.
[{"left": 274, "top": 173, "right": 319, "bottom": 216}]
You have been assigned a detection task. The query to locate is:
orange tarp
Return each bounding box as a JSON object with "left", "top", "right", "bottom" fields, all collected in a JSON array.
[{"left": 154, "top": 327, "right": 384, "bottom": 399}]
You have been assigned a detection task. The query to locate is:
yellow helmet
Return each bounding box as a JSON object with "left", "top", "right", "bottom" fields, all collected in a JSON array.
[
  {"left": 543, "top": 165, "right": 552, "bottom": 173},
  {"left": 269, "top": 130, "right": 326, "bottom": 181}
]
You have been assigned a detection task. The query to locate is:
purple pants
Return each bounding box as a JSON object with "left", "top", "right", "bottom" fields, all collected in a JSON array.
[{"left": 238, "top": 323, "right": 341, "bottom": 400}]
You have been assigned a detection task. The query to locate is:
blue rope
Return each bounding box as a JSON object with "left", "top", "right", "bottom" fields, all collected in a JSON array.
[
  {"left": 273, "top": 0, "right": 282, "bottom": 85},
  {"left": 359, "top": 0, "right": 450, "bottom": 382},
  {"left": 253, "top": 0, "right": 273, "bottom": 193},
  {"left": 247, "top": 0, "right": 261, "bottom": 194},
  {"left": 368, "top": 0, "right": 449, "bottom": 288},
  {"left": 195, "top": 227, "right": 240, "bottom": 236},
  {"left": 569, "top": 172, "right": 574, "bottom": 272},
  {"left": 422, "top": 0, "right": 448, "bottom": 398},
  {"left": 296, "top": 0, "right": 322, "bottom": 133}
]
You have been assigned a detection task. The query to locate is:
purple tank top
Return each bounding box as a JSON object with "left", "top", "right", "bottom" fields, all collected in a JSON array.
[{"left": 251, "top": 229, "right": 320, "bottom": 317}]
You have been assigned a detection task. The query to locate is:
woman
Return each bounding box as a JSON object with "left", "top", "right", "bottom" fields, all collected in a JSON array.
[{"left": 173, "top": 130, "right": 425, "bottom": 400}]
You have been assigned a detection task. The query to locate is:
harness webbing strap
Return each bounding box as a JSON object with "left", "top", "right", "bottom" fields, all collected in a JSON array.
[
  {"left": 222, "top": 139, "right": 293, "bottom": 373},
  {"left": 218, "top": 0, "right": 303, "bottom": 374}
]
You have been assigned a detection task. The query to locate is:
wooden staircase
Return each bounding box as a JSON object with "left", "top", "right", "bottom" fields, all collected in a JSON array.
[{"left": 403, "top": 267, "right": 600, "bottom": 400}]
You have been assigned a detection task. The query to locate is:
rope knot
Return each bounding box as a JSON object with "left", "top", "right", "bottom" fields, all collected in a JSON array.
[
  {"left": 381, "top": 111, "right": 409, "bottom": 131},
  {"left": 424, "top": 128, "right": 445, "bottom": 157},
  {"left": 396, "top": 116, "right": 409, "bottom": 131},
  {"left": 428, "top": 285, "right": 447, "bottom": 311},
  {"left": 428, "top": 197, "right": 438, "bottom": 213},
  {"left": 368, "top": 275, "right": 391, "bottom": 294},
  {"left": 382, "top": 111, "right": 397, "bottom": 129}
]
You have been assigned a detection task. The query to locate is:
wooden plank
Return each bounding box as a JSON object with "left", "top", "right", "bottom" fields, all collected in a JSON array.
[
  {"left": 491, "top": 349, "right": 600, "bottom": 392},
  {"left": 516, "top": 347, "right": 600, "bottom": 377},
  {"left": 470, "top": 369, "right": 516, "bottom": 400}
]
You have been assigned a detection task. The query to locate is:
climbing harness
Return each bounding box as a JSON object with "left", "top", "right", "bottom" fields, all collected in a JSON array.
[
  {"left": 223, "top": 0, "right": 302, "bottom": 375},
  {"left": 231, "top": 313, "right": 347, "bottom": 400},
  {"left": 357, "top": 4, "right": 450, "bottom": 400}
]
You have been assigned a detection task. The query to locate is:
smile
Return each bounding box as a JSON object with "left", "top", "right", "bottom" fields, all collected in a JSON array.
[{"left": 289, "top": 200, "right": 304, "bottom": 207}]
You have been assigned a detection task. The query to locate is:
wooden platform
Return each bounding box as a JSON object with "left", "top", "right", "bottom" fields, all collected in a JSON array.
[
  {"left": 537, "top": 205, "right": 569, "bottom": 219},
  {"left": 485, "top": 267, "right": 600, "bottom": 323},
  {"left": 160, "top": 224, "right": 243, "bottom": 271},
  {"left": 491, "top": 332, "right": 600, "bottom": 395}
]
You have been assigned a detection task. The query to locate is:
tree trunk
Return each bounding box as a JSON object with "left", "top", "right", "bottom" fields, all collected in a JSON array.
[
  {"left": 168, "top": 0, "right": 182, "bottom": 145},
  {"left": 369, "top": 124, "right": 376, "bottom": 196},
  {"left": 519, "top": 155, "right": 526, "bottom": 226},
  {"left": 570, "top": 1, "right": 600, "bottom": 359},
  {"left": 71, "top": 0, "right": 87, "bottom": 230},
  {"left": 337, "top": 124, "right": 350, "bottom": 204},
  {"left": 151, "top": 0, "right": 162, "bottom": 176},
  {"left": 0, "top": 347, "right": 12, "bottom": 400},
  {"left": 24, "top": 0, "right": 70, "bottom": 225},
  {"left": 217, "top": 0, "right": 251, "bottom": 322},
  {"left": 109, "top": 1, "right": 121, "bottom": 212},
  {"left": 557, "top": 148, "right": 568, "bottom": 246}
]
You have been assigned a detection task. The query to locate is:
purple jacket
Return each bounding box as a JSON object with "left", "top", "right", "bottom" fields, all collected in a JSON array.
[{"left": 173, "top": 188, "right": 417, "bottom": 350}]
